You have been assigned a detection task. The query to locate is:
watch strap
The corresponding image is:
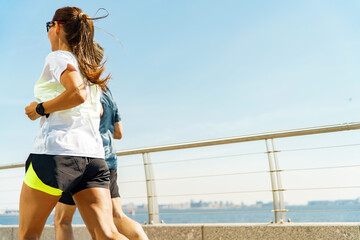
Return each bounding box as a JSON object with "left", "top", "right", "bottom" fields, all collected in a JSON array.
[{"left": 36, "top": 103, "right": 50, "bottom": 118}]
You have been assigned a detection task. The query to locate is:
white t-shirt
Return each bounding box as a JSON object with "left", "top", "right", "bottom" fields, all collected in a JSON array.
[{"left": 31, "top": 50, "right": 104, "bottom": 158}]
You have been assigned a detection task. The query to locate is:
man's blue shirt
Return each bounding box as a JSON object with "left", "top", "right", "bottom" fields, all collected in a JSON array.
[{"left": 100, "top": 88, "right": 121, "bottom": 169}]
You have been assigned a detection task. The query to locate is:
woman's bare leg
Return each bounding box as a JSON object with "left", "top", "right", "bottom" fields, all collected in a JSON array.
[
  {"left": 73, "top": 188, "right": 128, "bottom": 240},
  {"left": 19, "top": 183, "right": 60, "bottom": 240},
  {"left": 111, "top": 197, "right": 149, "bottom": 240},
  {"left": 54, "top": 203, "right": 77, "bottom": 240}
]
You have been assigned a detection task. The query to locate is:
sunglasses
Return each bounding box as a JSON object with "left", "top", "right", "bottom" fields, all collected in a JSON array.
[{"left": 46, "top": 21, "right": 65, "bottom": 32}]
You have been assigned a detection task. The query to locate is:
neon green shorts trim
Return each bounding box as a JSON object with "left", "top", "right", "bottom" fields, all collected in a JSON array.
[{"left": 24, "top": 162, "right": 63, "bottom": 196}]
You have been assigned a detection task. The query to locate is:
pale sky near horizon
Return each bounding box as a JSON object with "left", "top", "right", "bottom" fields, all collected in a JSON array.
[{"left": 1, "top": 0, "right": 360, "bottom": 210}]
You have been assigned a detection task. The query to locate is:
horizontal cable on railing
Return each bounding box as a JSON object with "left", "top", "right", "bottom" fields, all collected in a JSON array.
[
  {"left": 120, "top": 196, "right": 147, "bottom": 199},
  {"left": 118, "top": 180, "right": 145, "bottom": 184},
  {"left": 153, "top": 170, "right": 268, "bottom": 182},
  {"left": 157, "top": 189, "right": 272, "bottom": 197},
  {"left": 0, "top": 189, "right": 20, "bottom": 193},
  {"left": 288, "top": 209, "right": 360, "bottom": 212},
  {"left": 116, "top": 151, "right": 265, "bottom": 169},
  {"left": 118, "top": 169, "right": 268, "bottom": 184},
  {"left": 151, "top": 152, "right": 265, "bottom": 166},
  {"left": 286, "top": 186, "right": 360, "bottom": 191},
  {"left": 125, "top": 212, "right": 148, "bottom": 216},
  {"left": 117, "top": 163, "right": 144, "bottom": 168},
  {"left": 283, "top": 164, "right": 360, "bottom": 172},
  {"left": 0, "top": 202, "right": 19, "bottom": 205},
  {"left": 158, "top": 210, "right": 273, "bottom": 215},
  {"left": 122, "top": 189, "right": 272, "bottom": 199},
  {"left": 281, "top": 143, "right": 360, "bottom": 153}
]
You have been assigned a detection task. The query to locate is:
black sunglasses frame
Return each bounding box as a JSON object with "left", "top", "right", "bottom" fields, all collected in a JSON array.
[{"left": 46, "top": 21, "right": 65, "bottom": 32}]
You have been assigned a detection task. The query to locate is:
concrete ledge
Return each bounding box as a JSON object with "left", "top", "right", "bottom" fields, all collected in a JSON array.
[
  {"left": 0, "top": 225, "right": 92, "bottom": 240},
  {"left": 1, "top": 223, "right": 359, "bottom": 240},
  {"left": 202, "top": 223, "right": 360, "bottom": 240},
  {"left": 143, "top": 224, "right": 203, "bottom": 240}
]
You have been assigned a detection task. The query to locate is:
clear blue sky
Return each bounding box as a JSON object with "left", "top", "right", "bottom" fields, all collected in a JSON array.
[{"left": 1, "top": 0, "right": 360, "bottom": 206}]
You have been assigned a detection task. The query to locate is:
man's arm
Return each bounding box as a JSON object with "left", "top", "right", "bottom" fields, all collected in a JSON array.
[{"left": 114, "top": 121, "right": 123, "bottom": 139}]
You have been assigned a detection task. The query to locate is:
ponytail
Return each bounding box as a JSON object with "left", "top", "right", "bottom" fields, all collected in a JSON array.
[{"left": 53, "top": 7, "right": 110, "bottom": 90}]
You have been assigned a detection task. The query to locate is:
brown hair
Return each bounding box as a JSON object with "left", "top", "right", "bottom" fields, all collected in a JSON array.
[
  {"left": 93, "top": 41, "right": 104, "bottom": 65},
  {"left": 53, "top": 7, "right": 110, "bottom": 90}
]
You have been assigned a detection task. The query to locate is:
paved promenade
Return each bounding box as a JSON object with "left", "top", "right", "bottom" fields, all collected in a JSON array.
[{"left": 1, "top": 222, "right": 360, "bottom": 239}]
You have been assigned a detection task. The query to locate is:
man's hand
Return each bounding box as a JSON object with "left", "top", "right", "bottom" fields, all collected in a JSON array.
[{"left": 25, "top": 101, "right": 41, "bottom": 120}]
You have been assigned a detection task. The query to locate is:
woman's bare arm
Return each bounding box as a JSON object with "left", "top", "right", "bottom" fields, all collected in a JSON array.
[{"left": 25, "top": 65, "right": 87, "bottom": 120}]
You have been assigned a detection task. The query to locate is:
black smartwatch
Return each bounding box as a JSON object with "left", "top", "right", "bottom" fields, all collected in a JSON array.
[{"left": 36, "top": 102, "right": 50, "bottom": 118}]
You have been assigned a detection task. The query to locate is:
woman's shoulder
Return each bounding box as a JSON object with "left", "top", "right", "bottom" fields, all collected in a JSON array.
[{"left": 45, "top": 51, "right": 77, "bottom": 63}]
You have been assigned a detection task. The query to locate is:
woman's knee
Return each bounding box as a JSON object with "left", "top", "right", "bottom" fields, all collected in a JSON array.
[{"left": 112, "top": 209, "right": 127, "bottom": 221}]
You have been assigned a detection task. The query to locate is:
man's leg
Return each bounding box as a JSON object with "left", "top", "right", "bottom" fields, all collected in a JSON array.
[
  {"left": 112, "top": 197, "right": 149, "bottom": 240},
  {"left": 54, "top": 202, "right": 77, "bottom": 240}
]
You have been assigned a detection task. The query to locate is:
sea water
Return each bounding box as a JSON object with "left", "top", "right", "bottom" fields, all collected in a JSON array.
[{"left": 1, "top": 205, "right": 360, "bottom": 225}]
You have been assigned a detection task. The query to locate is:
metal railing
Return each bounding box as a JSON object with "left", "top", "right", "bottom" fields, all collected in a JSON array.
[
  {"left": 2, "top": 122, "right": 360, "bottom": 224},
  {"left": 114, "top": 122, "right": 360, "bottom": 224}
]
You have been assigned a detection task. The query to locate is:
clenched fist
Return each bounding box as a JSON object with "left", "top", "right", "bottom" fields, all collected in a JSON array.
[{"left": 25, "top": 101, "right": 41, "bottom": 120}]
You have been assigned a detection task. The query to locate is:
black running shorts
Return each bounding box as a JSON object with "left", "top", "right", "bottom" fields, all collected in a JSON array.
[
  {"left": 24, "top": 154, "right": 110, "bottom": 197},
  {"left": 59, "top": 169, "right": 120, "bottom": 205}
]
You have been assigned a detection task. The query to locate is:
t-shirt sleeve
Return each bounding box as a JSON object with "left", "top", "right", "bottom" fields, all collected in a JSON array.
[
  {"left": 107, "top": 89, "right": 121, "bottom": 123},
  {"left": 47, "top": 53, "right": 75, "bottom": 82}
]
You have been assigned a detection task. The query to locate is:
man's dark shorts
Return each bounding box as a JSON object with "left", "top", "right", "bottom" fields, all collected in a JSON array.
[{"left": 59, "top": 169, "right": 120, "bottom": 205}]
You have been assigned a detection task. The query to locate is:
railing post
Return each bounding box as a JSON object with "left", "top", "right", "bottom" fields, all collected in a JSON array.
[
  {"left": 142, "top": 153, "right": 160, "bottom": 224},
  {"left": 271, "top": 139, "right": 287, "bottom": 222},
  {"left": 265, "top": 139, "right": 280, "bottom": 223}
]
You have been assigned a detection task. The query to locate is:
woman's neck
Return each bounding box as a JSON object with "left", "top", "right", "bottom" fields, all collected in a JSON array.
[
  {"left": 52, "top": 35, "right": 72, "bottom": 52},
  {"left": 56, "top": 42, "right": 72, "bottom": 52}
]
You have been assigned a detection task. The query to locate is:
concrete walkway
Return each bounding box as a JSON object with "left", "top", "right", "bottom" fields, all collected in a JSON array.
[{"left": 1, "top": 222, "right": 360, "bottom": 240}]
